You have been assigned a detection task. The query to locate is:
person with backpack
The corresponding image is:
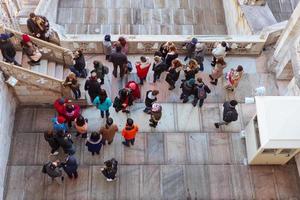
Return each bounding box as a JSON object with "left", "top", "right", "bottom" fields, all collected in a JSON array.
[
  {"left": 101, "top": 158, "right": 118, "bottom": 181},
  {"left": 180, "top": 78, "right": 196, "bottom": 103},
  {"left": 121, "top": 118, "right": 139, "bottom": 147},
  {"left": 149, "top": 103, "right": 162, "bottom": 128},
  {"left": 42, "top": 160, "right": 64, "bottom": 183},
  {"left": 193, "top": 43, "right": 206, "bottom": 71},
  {"left": 214, "top": 100, "right": 238, "bottom": 128},
  {"left": 193, "top": 78, "right": 211, "bottom": 107},
  {"left": 44, "top": 130, "right": 60, "bottom": 156},
  {"left": 143, "top": 90, "right": 159, "bottom": 114},
  {"left": 74, "top": 114, "right": 88, "bottom": 138},
  {"left": 84, "top": 72, "right": 102, "bottom": 103},
  {"left": 183, "top": 38, "right": 197, "bottom": 61},
  {"left": 93, "top": 89, "right": 112, "bottom": 118},
  {"left": 86, "top": 132, "right": 102, "bottom": 156},
  {"left": 90, "top": 60, "right": 109, "bottom": 85},
  {"left": 61, "top": 155, "right": 78, "bottom": 179},
  {"left": 99, "top": 117, "right": 118, "bottom": 145},
  {"left": 51, "top": 116, "right": 68, "bottom": 133},
  {"left": 56, "top": 130, "right": 76, "bottom": 155}
]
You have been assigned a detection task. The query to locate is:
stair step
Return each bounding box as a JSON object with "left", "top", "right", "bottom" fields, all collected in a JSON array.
[
  {"left": 47, "top": 62, "right": 56, "bottom": 77},
  {"left": 55, "top": 64, "right": 64, "bottom": 80},
  {"left": 38, "top": 60, "right": 48, "bottom": 75},
  {"left": 21, "top": 55, "right": 30, "bottom": 69}
]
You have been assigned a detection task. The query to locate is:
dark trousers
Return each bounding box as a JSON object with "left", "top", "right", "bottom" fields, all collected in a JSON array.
[
  {"left": 180, "top": 92, "right": 191, "bottom": 103},
  {"left": 66, "top": 170, "right": 78, "bottom": 179},
  {"left": 139, "top": 77, "right": 146, "bottom": 85},
  {"left": 69, "top": 66, "right": 87, "bottom": 78},
  {"left": 215, "top": 121, "right": 230, "bottom": 126},
  {"left": 193, "top": 98, "right": 205, "bottom": 107},
  {"left": 100, "top": 110, "right": 110, "bottom": 118},
  {"left": 4, "top": 58, "right": 20, "bottom": 66},
  {"left": 101, "top": 138, "right": 113, "bottom": 145},
  {"left": 153, "top": 71, "right": 162, "bottom": 82},
  {"left": 149, "top": 119, "right": 158, "bottom": 127},
  {"left": 50, "top": 146, "right": 60, "bottom": 154},
  {"left": 113, "top": 64, "right": 125, "bottom": 78},
  {"left": 123, "top": 138, "right": 135, "bottom": 146},
  {"left": 71, "top": 87, "right": 81, "bottom": 100}
]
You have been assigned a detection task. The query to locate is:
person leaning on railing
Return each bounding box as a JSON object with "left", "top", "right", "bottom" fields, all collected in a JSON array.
[{"left": 27, "top": 13, "right": 49, "bottom": 41}]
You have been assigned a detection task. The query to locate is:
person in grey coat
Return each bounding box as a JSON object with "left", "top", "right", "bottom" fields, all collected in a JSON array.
[
  {"left": 193, "top": 43, "right": 206, "bottom": 71},
  {"left": 103, "top": 34, "right": 112, "bottom": 60},
  {"left": 42, "top": 160, "right": 64, "bottom": 182},
  {"left": 183, "top": 37, "right": 197, "bottom": 61},
  {"left": 55, "top": 130, "right": 76, "bottom": 155},
  {"left": 61, "top": 155, "right": 78, "bottom": 179}
]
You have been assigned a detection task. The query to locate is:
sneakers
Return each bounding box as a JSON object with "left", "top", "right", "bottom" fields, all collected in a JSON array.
[
  {"left": 149, "top": 123, "right": 156, "bottom": 128},
  {"left": 106, "top": 178, "right": 116, "bottom": 182},
  {"left": 51, "top": 151, "right": 59, "bottom": 156},
  {"left": 214, "top": 123, "right": 220, "bottom": 128}
]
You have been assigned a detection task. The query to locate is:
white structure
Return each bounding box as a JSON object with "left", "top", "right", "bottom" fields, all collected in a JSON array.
[{"left": 245, "top": 96, "right": 300, "bottom": 165}]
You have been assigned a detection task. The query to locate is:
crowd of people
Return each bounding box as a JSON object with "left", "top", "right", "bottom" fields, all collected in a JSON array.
[{"left": 0, "top": 12, "right": 244, "bottom": 184}]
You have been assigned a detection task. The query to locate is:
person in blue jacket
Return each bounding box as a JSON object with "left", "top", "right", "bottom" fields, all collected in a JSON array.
[
  {"left": 93, "top": 89, "right": 112, "bottom": 118},
  {"left": 51, "top": 116, "right": 68, "bottom": 133},
  {"left": 61, "top": 155, "right": 78, "bottom": 179}
]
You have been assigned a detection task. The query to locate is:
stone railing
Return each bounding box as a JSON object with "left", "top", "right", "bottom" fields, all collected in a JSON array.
[
  {"left": 61, "top": 34, "right": 266, "bottom": 55},
  {"left": 260, "top": 21, "right": 288, "bottom": 47},
  {"left": 0, "top": 61, "right": 71, "bottom": 104},
  {"left": 0, "top": 25, "right": 74, "bottom": 66}
]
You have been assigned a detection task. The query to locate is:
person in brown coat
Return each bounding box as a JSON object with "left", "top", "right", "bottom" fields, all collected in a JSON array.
[
  {"left": 100, "top": 118, "right": 118, "bottom": 145},
  {"left": 209, "top": 58, "right": 227, "bottom": 86}
]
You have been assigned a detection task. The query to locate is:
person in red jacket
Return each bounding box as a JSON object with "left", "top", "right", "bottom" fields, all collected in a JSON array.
[
  {"left": 135, "top": 56, "right": 151, "bottom": 85},
  {"left": 121, "top": 118, "right": 139, "bottom": 147},
  {"left": 54, "top": 97, "right": 70, "bottom": 116},
  {"left": 63, "top": 104, "right": 80, "bottom": 128},
  {"left": 125, "top": 81, "right": 140, "bottom": 100}
]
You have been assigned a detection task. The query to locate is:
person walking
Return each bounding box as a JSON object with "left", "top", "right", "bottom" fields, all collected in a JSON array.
[
  {"left": 209, "top": 58, "right": 227, "bottom": 86},
  {"left": 93, "top": 89, "right": 112, "bottom": 118},
  {"left": 143, "top": 90, "right": 159, "bottom": 114},
  {"left": 224, "top": 65, "right": 244, "bottom": 92},
  {"left": 135, "top": 56, "right": 151, "bottom": 85},
  {"left": 42, "top": 160, "right": 64, "bottom": 183},
  {"left": 74, "top": 115, "right": 88, "bottom": 138},
  {"left": 86, "top": 132, "right": 102, "bottom": 156},
  {"left": 165, "top": 59, "right": 183, "bottom": 90},
  {"left": 183, "top": 38, "right": 197, "bottom": 61},
  {"left": 193, "top": 43, "right": 206, "bottom": 71},
  {"left": 121, "top": 118, "right": 139, "bottom": 147},
  {"left": 184, "top": 59, "right": 199, "bottom": 81},
  {"left": 180, "top": 78, "right": 196, "bottom": 103},
  {"left": 99, "top": 117, "right": 118, "bottom": 145},
  {"left": 69, "top": 49, "right": 87, "bottom": 78},
  {"left": 0, "top": 32, "right": 20, "bottom": 66},
  {"left": 90, "top": 60, "right": 109, "bottom": 85},
  {"left": 103, "top": 34, "right": 112, "bottom": 60},
  {"left": 101, "top": 158, "right": 118, "bottom": 181},
  {"left": 61, "top": 155, "right": 78, "bottom": 179},
  {"left": 56, "top": 130, "right": 76, "bottom": 155},
  {"left": 152, "top": 56, "right": 168, "bottom": 83},
  {"left": 84, "top": 72, "right": 102, "bottom": 103},
  {"left": 44, "top": 130, "right": 60, "bottom": 156},
  {"left": 63, "top": 72, "right": 81, "bottom": 100},
  {"left": 192, "top": 78, "right": 211, "bottom": 108},
  {"left": 214, "top": 100, "right": 238, "bottom": 128},
  {"left": 109, "top": 45, "right": 128, "bottom": 78},
  {"left": 149, "top": 103, "right": 162, "bottom": 128}
]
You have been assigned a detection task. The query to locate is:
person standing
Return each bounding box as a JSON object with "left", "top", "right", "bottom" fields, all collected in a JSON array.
[
  {"left": 121, "top": 118, "right": 139, "bottom": 147},
  {"left": 54, "top": 97, "right": 69, "bottom": 116},
  {"left": 27, "top": 13, "right": 49, "bottom": 41},
  {"left": 99, "top": 118, "right": 118, "bottom": 145},
  {"left": 165, "top": 59, "right": 183, "bottom": 90},
  {"left": 51, "top": 116, "right": 68, "bottom": 133},
  {"left": 211, "top": 41, "right": 230, "bottom": 66},
  {"left": 184, "top": 59, "right": 199, "bottom": 81},
  {"left": 74, "top": 115, "right": 88, "bottom": 138},
  {"left": 42, "top": 160, "right": 64, "bottom": 183},
  {"left": 135, "top": 56, "right": 151, "bottom": 85},
  {"left": 224, "top": 65, "right": 244, "bottom": 92},
  {"left": 118, "top": 36, "right": 129, "bottom": 55},
  {"left": 63, "top": 72, "right": 81, "bottom": 100},
  {"left": 109, "top": 45, "right": 128, "bottom": 78},
  {"left": 214, "top": 100, "right": 238, "bottom": 128},
  {"left": 84, "top": 72, "right": 101, "bottom": 103},
  {"left": 180, "top": 78, "right": 196, "bottom": 103},
  {"left": 90, "top": 60, "right": 109, "bottom": 85},
  {"left": 44, "top": 130, "right": 60, "bottom": 156},
  {"left": 192, "top": 78, "right": 211, "bottom": 108},
  {"left": 61, "top": 155, "right": 78, "bottom": 179},
  {"left": 152, "top": 56, "right": 168, "bottom": 83},
  {"left": 103, "top": 34, "right": 112, "bottom": 60},
  {"left": 209, "top": 58, "right": 227, "bottom": 86},
  {"left": 114, "top": 88, "right": 134, "bottom": 113},
  {"left": 165, "top": 45, "right": 178, "bottom": 69},
  {"left": 86, "top": 132, "right": 102, "bottom": 156},
  {"left": 70, "top": 49, "right": 87, "bottom": 78},
  {"left": 56, "top": 130, "right": 76, "bottom": 155},
  {"left": 183, "top": 38, "right": 197, "bottom": 61},
  {"left": 0, "top": 33, "right": 20, "bottom": 66},
  {"left": 193, "top": 43, "right": 206, "bottom": 71},
  {"left": 101, "top": 158, "right": 118, "bottom": 181},
  {"left": 149, "top": 103, "right": 162, "bottom": 128},
  {"left": 93, "top": 89, "right": 112, "bottom": 118},
  {"left": 143, "top": 90, "right": 159, "bottom": 114}
]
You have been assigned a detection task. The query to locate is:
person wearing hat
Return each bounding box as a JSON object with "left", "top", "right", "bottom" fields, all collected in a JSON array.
[
  {"left": 103, "top": 34, "right": 112, "bottom": 60},
  {"left": 193, "top": 43, "right": 206, "bottom": 71},
  {"left": 215, "top": 100, "right": 238, "bottom": 128},
  {"left": 21, "top": 34, "right": 42, "bottom": 66},
  {"left": 27, "top": 13, "right": 49, "bottom": 41},
  {"left": 70, "top": 49, "right": 87, "bottom": 78},
  {"left": 135, "top": 56, "right": 151, "bottom": 85},
  {"left": 125, "top": 80, "right": 140, "bottom": 100},
  {"left": 183, "top": 38, "right": 198, "bottom": 61},
  {"left": 51, "top": 116, "right": 68, "bottom": 133},
  {"left": 54, "top": 97, "right": 70, "bottom": 116},
  {"left": 109, "top": 44, "right": 128, "bottom": 78},
  {"left": 84, "top": 71, "right": 102, "bottom": 103},
  {"left": 62, "top": 103, "right": 81, "bottom": 128},
  {"left": 0, "top": 32, "right": 20, "bottom": 66},
  {"left": 121, "top": 118, "right": 139, "bottom": 147},
  {"left": 152, "top": 56, "right": 168, "bottom": 83},
  {"left": 180, "top": 78, "right": 196, "bottom": 103},
  {"left": 149, "top": 103, "right": 162, "bottom": 128},
  {"left": 56, "top": 130, "right": 76, "bottom": 155},
  {"left": 193, "top": 78, "right": 211, "bottom": 108},
  {"left": 90, "top": 60, "right": 109, "bottom": 85},
  {"left": 99, "top": 117, "right": 118, "bottom": 145}
]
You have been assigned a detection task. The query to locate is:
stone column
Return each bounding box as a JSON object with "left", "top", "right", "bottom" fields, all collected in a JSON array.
[{"left": 268, "top": 2, "right": 300, "bottom": 78}]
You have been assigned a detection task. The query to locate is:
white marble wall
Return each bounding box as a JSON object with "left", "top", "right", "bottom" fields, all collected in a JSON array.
[{"left": 0, "top": 72, "right": 17, "bottom": 199}]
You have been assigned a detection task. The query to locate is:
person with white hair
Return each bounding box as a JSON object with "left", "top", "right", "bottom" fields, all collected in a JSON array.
[{"left": 149, "top": 103, "right": 162, "bottom": 128}]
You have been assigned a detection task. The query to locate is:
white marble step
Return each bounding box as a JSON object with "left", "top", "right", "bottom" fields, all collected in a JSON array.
[
  {"left": 55, "top": 64, "right": 64, "bottom": 80},
  {"left": 47, "top": 62, "right": 56, "bottom": 78}
]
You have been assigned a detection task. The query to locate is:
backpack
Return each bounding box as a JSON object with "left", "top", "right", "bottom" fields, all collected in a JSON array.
[
  {"left": 224, "top": 109, "right": 238, "bottom": 122},
  {"left": 197, "top": 85, "right": 207, "bottom": 99}
]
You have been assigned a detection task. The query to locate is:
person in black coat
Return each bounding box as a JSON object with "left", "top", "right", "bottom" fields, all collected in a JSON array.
[
  {"left": 0, "top": 33, "right": 20, "bottom": 66},
  {"left": 165, "top": 59, "right": 183, "bottom": 90},
  {"left": 61, "top": 155, "right": 78, "bottom": 179},
  {"left": 109, "top": 45, "right": 128, "bottom": 78},
  {"left": 44, "top": 130, "right": 60, "bottom": 156},
  {"left": 192, "top": 78, "right": 211, "bottom": 107},
  {"left": 101, "top": 158, "right": 118, "bottom": 181},
  {"left": 184, "top": 59, "right": 199, "bottom": 81},
  {"left": 90, "top": 60, "right": 109, "bottom": 84},
  {"left": 55, "top": 130, "right": 75, "bottom": 155},
  {"left": 86, "top": 132, "right": 102, "bottom": 155},
  {"left": 180, "top": 78, "right": 196, "bottom": 103},
  {"left": 118, "top": 88, "right": 134, "bottom": 113},
  {"left": 152, "top": 56, "right": 168, "bottom": 83},
  {"left": 70, "top": 50, "right": 87, "bottom": 78},
  {"left": 215, "top": 100, "right": 238, "bottom": 128},
  {"left": 42, "top": 160, "right": 64, "bottom": 182},
  {"left": 84, "top": 72, "right": 101, "bottom": 103},
  {"left": 143, "top": 90, "right": 159, "bottom": 114},
  {"left": 27, "top": 13, "right": 49, "bottom": 41},
  {"left": 164, "top": 45, "right": 178, "bottom": 69}
]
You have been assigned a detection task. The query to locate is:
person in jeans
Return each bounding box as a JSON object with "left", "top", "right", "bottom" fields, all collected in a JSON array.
[
  {"left": 183, "top": 37, "right": 197, "bottom": 61},
  {"left": 192, "top": 78, "right": 211, "bottom": 108},
  {"left": 93, "top": 89, "right": 112, "bottom": 118},
  {"left": 101, "top": 158, "right": 118, "bottom": 181},
  {"left": 44, "top": 130, "right": 60, "bottom": 156},
  {"left": 121, "top": 118, "right": 139, "bottom": 147},
  {"left": 61, "top": 155, "right": 78, "bottom": 179},
  {"left": 100, "top": 118, "right": 118, "bottom": 145},
  {"left": 215, "top": 100, "right": 238, "bottom": 128}
]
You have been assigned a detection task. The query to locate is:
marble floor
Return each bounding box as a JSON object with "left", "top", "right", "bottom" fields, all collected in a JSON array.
[{"left": 57, "top": 0, "right": 227, "bottom": 35}]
